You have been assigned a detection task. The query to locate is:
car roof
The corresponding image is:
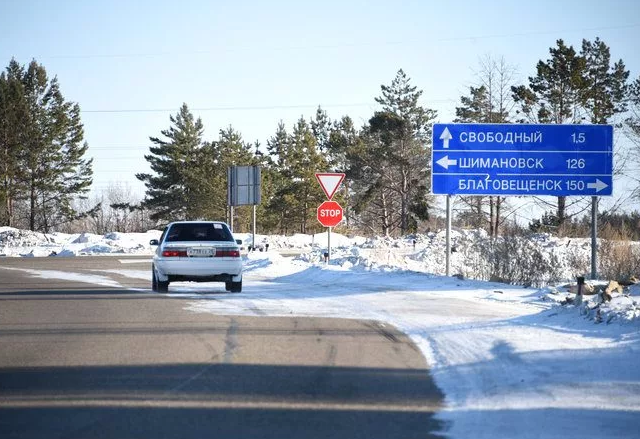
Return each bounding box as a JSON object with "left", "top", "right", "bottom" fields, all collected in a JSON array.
[{"left": 167, "top": 221, "right": 229, "bottom": 226}]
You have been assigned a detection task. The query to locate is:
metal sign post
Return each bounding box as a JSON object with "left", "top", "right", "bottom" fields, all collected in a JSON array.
[
  {"left": 446, "top": 195, "right": 451, "bottom": 277},
  {"left": 253, "top": 204, "right": 257, "bottom": 251},
  {"left": 591, "top": 196, "right": 598, "bottom": 280}
]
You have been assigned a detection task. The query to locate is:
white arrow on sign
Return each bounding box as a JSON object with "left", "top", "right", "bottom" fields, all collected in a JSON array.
[
  {"left": 587, "top": 179, "right": 608, "bottom": 193},
  {"left": 439, "top": 127, "right": 452, "bottom": 149},
  {"left": 436, "top": 155, "right": 457, "bottom": 169}
]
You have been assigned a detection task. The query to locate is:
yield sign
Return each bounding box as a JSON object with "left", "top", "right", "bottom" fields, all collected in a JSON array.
[{"left": 315, "top": 173, "right": 345, "bottom": 200}]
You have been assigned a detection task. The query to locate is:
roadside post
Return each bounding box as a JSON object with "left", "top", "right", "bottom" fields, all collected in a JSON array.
[{"left": 576, "top": 276, "right": 586, "bottom": 305}]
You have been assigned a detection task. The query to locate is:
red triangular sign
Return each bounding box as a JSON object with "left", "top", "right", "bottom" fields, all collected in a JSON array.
[{"left": 315, "top": 173, "right": 345, "bottom": 200}]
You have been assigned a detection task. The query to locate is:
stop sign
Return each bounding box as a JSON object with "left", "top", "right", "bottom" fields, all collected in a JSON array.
[{"left": 317, "top": 200, "right": 343, "bottom": 227}]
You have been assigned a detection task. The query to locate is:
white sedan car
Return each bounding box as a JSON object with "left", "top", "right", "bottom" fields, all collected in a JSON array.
[{"left": 149, "top": 221, "right": 244, "bottom": 293}]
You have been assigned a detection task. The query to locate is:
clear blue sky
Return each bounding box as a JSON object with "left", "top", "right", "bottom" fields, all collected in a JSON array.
[{"left": 2, "top": 0, "right": 639, "bottom": 216}]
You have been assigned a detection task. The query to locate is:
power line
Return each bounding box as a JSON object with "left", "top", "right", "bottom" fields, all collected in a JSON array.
[
  {"left": 36, "top": 23, "right": 640, "bottom": 60},
  {"left": 80, "top": 100, "right": 457, "bottom": 114},
  {"left": 80, "top": 103, "right": 375, "bottom": 114},
  {"left": 433, "top": 23, "right": 640, "bottom": 42}
]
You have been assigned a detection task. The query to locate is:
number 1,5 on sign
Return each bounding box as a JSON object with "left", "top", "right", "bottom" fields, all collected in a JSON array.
[{"left": 571, "top": 133, "right": 586, "bottom": 144}]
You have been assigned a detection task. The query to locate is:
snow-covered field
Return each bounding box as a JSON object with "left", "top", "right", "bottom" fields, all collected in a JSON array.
[{"left": 1, "top": 226, "right": 639, "bottom": 438}]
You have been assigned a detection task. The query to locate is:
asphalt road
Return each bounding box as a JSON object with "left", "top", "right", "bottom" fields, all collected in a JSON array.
[{"left": 0, "top": 256, "right": 445, "bottom": 439}]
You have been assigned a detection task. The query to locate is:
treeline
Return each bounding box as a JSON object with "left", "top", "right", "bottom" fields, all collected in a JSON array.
[
  {"left": 135, "top": 69, "right": 434, "bottom": 236},
  {"left": 2, "top": 36, "right": 640, "bottom": 238}
]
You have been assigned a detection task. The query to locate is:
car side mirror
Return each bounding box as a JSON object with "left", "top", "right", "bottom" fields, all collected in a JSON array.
[
  {"left": 235, "top": 239, "right": 243, "bottom": 245},
  {"left": 149, "top": 239, "right": 159, "bottom": 246}
]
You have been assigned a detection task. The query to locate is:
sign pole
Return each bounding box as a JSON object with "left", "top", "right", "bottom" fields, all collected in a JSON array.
[
  {"left": 446, "top": 195, "right": 451, "bottom": 276},
  {"left": 252, "top": 205, "right": 257, "bottom": 250},
  {"left": 591, "top": 196, "right": 598, "bottom": 280},
  {"left": 328, "top": 227, "right": 331, "bottom": 262}
]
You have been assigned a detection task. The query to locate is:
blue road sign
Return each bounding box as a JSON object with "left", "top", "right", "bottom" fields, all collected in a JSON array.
[{"left": 431, "top": 123, "right": 613, "bottom": 196}]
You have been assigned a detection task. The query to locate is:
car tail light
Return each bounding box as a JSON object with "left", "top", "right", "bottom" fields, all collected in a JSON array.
[
  {"left": 162, "top": 249, "right": 188, "bottom": 257},
  {"left": 215, "top": 248, "right": 241, "bottom": 258}
]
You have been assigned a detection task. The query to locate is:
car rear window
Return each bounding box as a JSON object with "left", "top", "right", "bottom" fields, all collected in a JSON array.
[{"left": 165, "top": 223, "right": 234, "bottom": 242}]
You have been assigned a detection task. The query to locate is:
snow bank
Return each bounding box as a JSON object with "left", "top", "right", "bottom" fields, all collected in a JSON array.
[
  {"left": 0, "top": 227, "right": 161, "bottom": 257},
  {"left": 1, "top": 226, "right": 639, "bottom": 325},
  {"left": 541, "top": 283, "right": 640, "bottom": 324}
]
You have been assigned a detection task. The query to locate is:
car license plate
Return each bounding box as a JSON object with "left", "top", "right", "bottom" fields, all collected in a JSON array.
[{"left": 187, "top": 247, "right": 216, "bottom": 257}]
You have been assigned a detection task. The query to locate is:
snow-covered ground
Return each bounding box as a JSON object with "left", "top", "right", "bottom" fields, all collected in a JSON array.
[{"left": 1, "top": 226, "right": 639, "bottom": 438}]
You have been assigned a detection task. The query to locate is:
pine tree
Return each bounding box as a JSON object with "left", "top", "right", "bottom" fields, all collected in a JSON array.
[
  {"left": 327, "top": 115, "right": 359, "bottom": 226},
  {"left": 512, "top": 40, "right": 586, "bottom": 227},
  {"left": 352, "top": 70, "right": 436, "bottom": 235},
  {"left": 0, "top": 60, "right": 28, "bottom": 226},
  {"left": 265, "top": 122, "right": 293, "bottom": 233},
  {"left": 456, "top": 86, "right": 491, "bottom": 122},
  {"left": 1, "top": 59, "right": 93, "bottom": 231},
  {"left": 136, "top": 103, "right": 205, "bottom": 222},
  {"left": 40, "top": 97, "right": 93, "bottom": 232},
  {"left": 512, "top": 39, "right": 630, "bottom": 228},
  {"left": 512, "top": 39, "right": 585, "bottom": 125},
  {"left": 311, "top": 106, "right": 331, "bottom": 154},
  {"left": 327, "top": 116, "right": 358, "bottom": 172},
  {"left": 288, "top": 118, "right": 328, "bottom": 233},
  {"left": 628, "top": 77, "right": 640, "bottom": 145},
  {"left": 264, "top": 118, "right": 329, "bottom": 234},
  {"left": 375, "top": 69, "right": 436, "bottom": 141},
  {"left": 627, "top": 77, "right": 640, "bottom": 198},
  {"left": 580, "top": 37, "right": 629, "bottom": 124},
  {"left": 354, "top": 112, "right": 405, "bottom": 236},
  {"left": 189, "top": 139, "right": 226, "bottom": 221}
]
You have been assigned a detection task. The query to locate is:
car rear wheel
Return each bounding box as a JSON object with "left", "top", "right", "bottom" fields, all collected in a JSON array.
[
  {"left": 157, "top": 279, "right": 169, "bottom": 293},
  {"left": 151, "top": 266, "right": 158, "bottom": 292},
  {"left": 229, "top": 280, "right": 242, "bottom": 293},
  {"left": 152, "top": 264, "right": 169, "bottom": 292}
]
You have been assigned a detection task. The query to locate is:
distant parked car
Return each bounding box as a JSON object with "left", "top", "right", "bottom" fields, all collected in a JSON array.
[{"left": 149, "top": 221, "right": 243, "bottom": 293}]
